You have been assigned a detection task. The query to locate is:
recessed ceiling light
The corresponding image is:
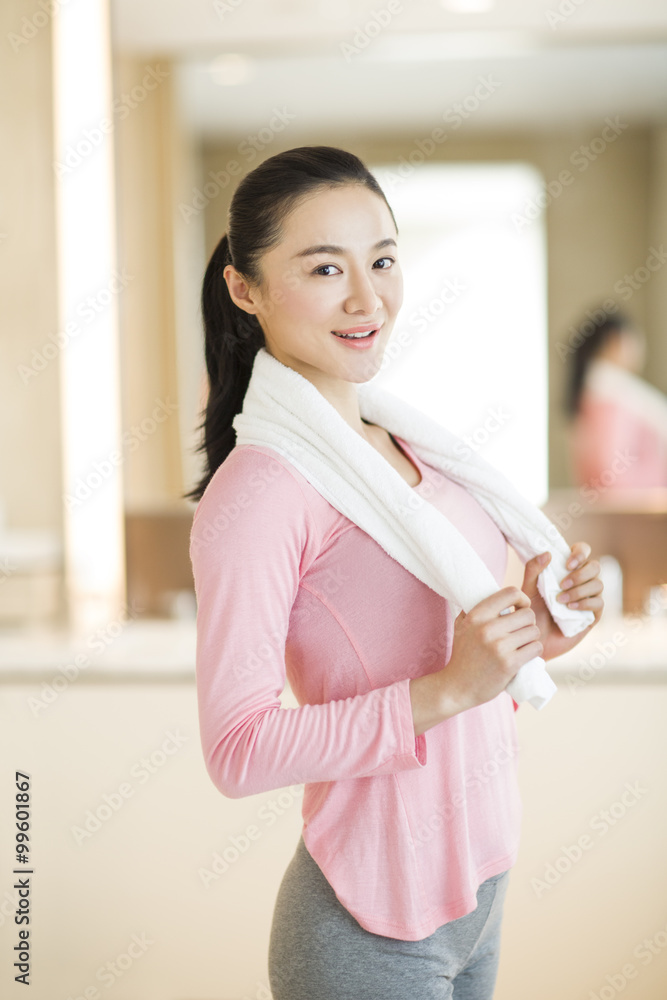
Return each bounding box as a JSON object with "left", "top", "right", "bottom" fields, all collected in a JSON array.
[
  {"left": 364, "top": 30, "right": 538, "bottom": 62},
  {"left": 441, "top": 0, "right": 496, "bottom": 11},
  {"left": 208, "top": 53, "right": 255, "bottom": 86}
]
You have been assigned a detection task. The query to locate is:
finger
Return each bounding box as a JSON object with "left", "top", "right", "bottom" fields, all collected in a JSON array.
[
  {"left": 500, "top": 643, "right": 546, "bottom": 687},
  {"left": 558, "top": 563, "right": 602, "bottom": 602},
  {"left": 559, "top": 579, "right": 604, "bottom": 608},
  {"left": 566, "top": 541, "right": 592, "bottom": 571},
  {"left": 507, "top": 640, "right": 545, "bottom": 674},
  {"left": 480, "top": 586, "right": 531, "bottom": 620},
  {"left": 568, "top": 594, "right": 604, "bottom": 609},
  {"left": 487, "top": 606, "right": 536, "bottom": 640},
  {"left": 499, "top": 625, "right": 543, "bottom": 656},
  {"left": 521, "top": 552, "right": 550, "bottom": 597},
  {"left": 566, "top": 595, "right": 604, "bottom": 620},
  {"left": 561, "top": 558, "right": 601, "bottom": 587},
  {"left": 501, "top": 607, "right": 537, "bottom": 631}
]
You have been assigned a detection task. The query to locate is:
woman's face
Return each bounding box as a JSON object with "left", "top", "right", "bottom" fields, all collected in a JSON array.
[
  {"left": 227, "top": 183, "right": 403, "bottom": 389},
  {"left": 618, "top": 326, "right": 646, "bottom": 372},
  {"left": 600, "top": 326, "right": 646, "bottom": 373}
]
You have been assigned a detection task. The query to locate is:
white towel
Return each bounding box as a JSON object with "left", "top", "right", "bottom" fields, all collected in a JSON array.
[{"left": 233, "top": 347, "right": 595, "bottom": 710}]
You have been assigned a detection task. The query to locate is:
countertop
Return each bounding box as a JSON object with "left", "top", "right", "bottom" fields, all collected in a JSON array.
[{"left": 0, "top": 611, "right": 665, "bottom": 685}]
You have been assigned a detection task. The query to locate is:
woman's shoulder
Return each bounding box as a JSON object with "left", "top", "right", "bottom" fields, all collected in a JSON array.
[{"left": 190, "top": 444, "right": 328, "bottom": 550}]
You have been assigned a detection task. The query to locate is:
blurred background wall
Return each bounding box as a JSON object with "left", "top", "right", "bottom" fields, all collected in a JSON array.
[
  {"left": 0, "top": 1, "right": 61, "bottom": 530},
  {"left": 3, "top": 0, "right": 667, "bottom": 626}
]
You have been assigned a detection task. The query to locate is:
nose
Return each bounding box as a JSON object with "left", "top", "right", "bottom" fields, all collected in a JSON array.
[{"left": 344, "top": 265, "right": 381, "bottom": 316}]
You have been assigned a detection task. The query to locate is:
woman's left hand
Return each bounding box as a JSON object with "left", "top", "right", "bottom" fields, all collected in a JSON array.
[{"left": 520, "top": 541, "right": 605, "bottom": 660}]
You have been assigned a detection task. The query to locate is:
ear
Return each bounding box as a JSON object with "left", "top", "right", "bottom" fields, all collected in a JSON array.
[{"left": 224, "top": 264, "right": 260, "bottom": 316}]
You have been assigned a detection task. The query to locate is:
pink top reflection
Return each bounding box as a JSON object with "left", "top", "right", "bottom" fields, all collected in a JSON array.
[{"left": 571, "top": 359, "right": 667, "bottom": 491}]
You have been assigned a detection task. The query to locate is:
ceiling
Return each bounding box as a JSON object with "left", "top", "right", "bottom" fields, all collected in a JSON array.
[{"left": 111, "top": 0, "right": 667, "bottom": 140}]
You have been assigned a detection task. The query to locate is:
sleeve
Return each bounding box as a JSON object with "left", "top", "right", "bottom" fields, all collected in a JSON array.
[{"left": 189, "top": 448, "right": 427, "bottom": 799}]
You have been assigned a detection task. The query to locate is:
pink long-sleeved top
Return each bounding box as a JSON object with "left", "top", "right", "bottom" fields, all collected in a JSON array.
[{"left": 190, "top": 433, "right": 522, "bottom": 941}]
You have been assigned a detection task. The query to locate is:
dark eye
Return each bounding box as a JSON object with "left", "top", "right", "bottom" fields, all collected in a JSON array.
[
  {"left": 313, "top": 264, "right": 341, "bottom": 276},
  {"left": 373, "top": 257, "right": 395, "bottom": 269}
]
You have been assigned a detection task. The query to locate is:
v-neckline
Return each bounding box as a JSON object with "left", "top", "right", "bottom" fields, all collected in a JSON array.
[
  {"left": 361, "top": 419, "right": 426, "bottom": 490},
  {"left": 388, "top": 433, "right": 426, "bottom": 490}
]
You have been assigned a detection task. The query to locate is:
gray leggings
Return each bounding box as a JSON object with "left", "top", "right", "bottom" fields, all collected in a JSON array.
[{"left": 268, "top": 835, "right": 510, "bottom": 999}]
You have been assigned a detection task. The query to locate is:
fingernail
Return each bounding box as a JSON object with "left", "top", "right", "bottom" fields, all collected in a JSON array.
[
  {"left": 567, "top": 557, "right": 579, "bottom": 570},
  {"left": 561, "top": 577, "right": 572, "bottom": 588}
]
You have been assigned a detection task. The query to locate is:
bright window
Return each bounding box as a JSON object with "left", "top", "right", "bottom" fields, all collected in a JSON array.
[{"left": 371, "top": 162, "right": 548, "bottom": 506}]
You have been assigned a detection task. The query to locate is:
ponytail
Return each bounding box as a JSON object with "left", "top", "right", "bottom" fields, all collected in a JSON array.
[
  {"left": 183, "top": 145, "right": 398, "bottom": 504},
  {"left": 183, "top": 233, "right": 264, "bottom": 503}
]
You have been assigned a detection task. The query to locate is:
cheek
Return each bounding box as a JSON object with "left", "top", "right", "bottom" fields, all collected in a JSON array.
[
  {"left": 287, "top": 283, "right": 337, "bottom": 324},
  {"left": 386, "top": 273, "right": 403, "bottom": 315},
  {"left": 262, "top": 280, "right": 300, "bottom": 315}
]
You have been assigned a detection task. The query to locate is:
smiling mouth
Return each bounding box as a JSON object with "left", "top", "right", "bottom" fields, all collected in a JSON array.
[{"left": 331, "top": 323, "right": 382, "bottom": 340}]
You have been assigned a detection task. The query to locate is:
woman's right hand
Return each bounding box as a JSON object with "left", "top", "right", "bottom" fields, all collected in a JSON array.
[{"left": 437, "top": 586, "right": 543, "bottom": 716}]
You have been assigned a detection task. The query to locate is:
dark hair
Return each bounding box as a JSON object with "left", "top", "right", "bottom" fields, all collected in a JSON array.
[
  {"left": 183, "top": 145, "right": 398, "bottom": 504},
  {"left": 564, "top": 308, "right": 635, "bottom": 417}
]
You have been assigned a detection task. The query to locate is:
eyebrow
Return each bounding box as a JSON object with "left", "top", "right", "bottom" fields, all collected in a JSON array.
[{"left": 291, "top": 237, "right": 397, "bottom": 259}]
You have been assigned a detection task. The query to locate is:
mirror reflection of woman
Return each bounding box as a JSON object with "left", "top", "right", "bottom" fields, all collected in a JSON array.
[
  {"left": 186, "top": 147, "right": 604, "bottom": 999},
  {"left": 566, "top": 310, "right": 667, "bottom": 492}
]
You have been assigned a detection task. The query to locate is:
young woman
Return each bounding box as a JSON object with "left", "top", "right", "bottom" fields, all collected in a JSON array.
[
  {"left": 186, "top": 146, "right": 604, "bottom": 999},
  {"left": 565, "top": 309, "right": 667, "bottom": 490}
]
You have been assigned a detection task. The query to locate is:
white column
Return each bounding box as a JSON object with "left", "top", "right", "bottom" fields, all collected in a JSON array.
[{"left": 52, "top": 0, "right": 126, "bottom": 635}]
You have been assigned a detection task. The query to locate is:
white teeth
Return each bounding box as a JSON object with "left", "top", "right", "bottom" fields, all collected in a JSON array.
[{"left": 334, "top": 330, "right": 375, "bottom": 339}]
